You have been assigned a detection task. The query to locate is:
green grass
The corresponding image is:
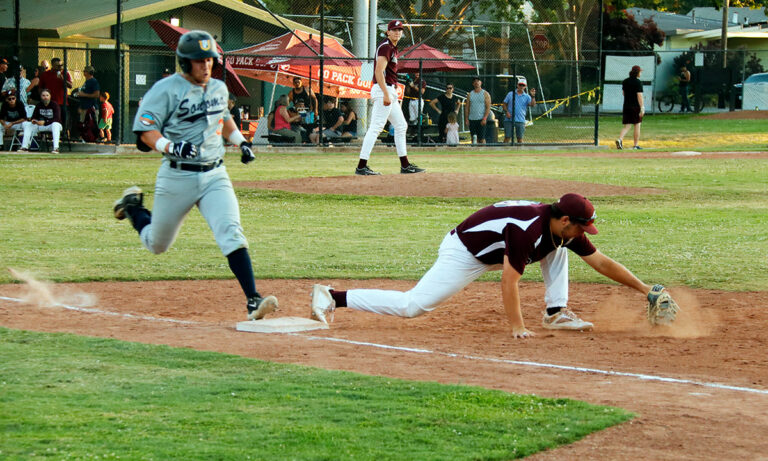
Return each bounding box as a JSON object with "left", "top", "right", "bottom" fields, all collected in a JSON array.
[
  {"left": 0, "top": 149, "right": 766, "bottom": 289},
  {"left": 0, "top": 328, "right": 632, "bottom": 460}
]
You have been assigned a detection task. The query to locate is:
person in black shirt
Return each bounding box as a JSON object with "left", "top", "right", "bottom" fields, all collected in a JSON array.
[
  {"left": 429, "top": 83, "right": 461, "bottom": 143},
  {"left": 339, "top": 100, "right": 357, "bottom": 138},
  {"left": 309, "top": 98, "right": 344, "bottom": 143},
  {"left": 679, "top": 65, "right": 692, "bottom": 113},
  {"left": 289, "top": 77, "right": 318, "bottom": 120},
  {"left": 616, "top": 65, "right": 645, "bottom": 150},
  {"left": 228, "top": 94, "right": 241, "bottom": 129},
  {"left": 0, "top": 91, "right": 26, "bottom": 150}
]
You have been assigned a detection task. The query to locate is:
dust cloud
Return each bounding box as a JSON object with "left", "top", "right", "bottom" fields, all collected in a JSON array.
[{"left": 7, "top": 268, "right": 97, "bottom": 308}]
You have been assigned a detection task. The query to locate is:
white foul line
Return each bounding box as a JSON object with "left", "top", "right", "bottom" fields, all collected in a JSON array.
[{"left": 1, "top": 295, "right": 766, "bottom": 396}]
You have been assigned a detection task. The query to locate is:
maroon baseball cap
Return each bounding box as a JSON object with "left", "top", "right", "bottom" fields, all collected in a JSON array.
[
  {"left": 388, "top": 20, "right": 405, "bottom": 31},
  {"left": 555, "top": 193, "right": 598, "bottom": 234}
]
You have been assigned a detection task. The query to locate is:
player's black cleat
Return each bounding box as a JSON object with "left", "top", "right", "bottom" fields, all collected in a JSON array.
[
  {"left": 247, "top": 295, "right": 279, "bottom": 321},
  {"left": 400, "top": 163, "right": 425, "bottom": 174},
  {"left": 113, "top": 186, "right": 144, "bottom": 220},
  {"left": 355, "top": 166, "right": 381, "bottom": 176}
]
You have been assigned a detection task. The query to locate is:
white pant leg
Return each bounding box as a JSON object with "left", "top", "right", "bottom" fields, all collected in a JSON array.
[
  {"left": 540, "top": 247, "right": 569, "bottom": 308},
  {"left": 38, "top": 122, "right": 62, "bottom": 149},
  {"left": 140, "top": 164, "right": 199, "bottom": 254},
  {"left": 359, "top": 85, "right": 393, "bottom": 161},
  {"left": 346, "top": 232, "right": 491, "bottom": 317},
  {"left": 21, "top": 121, "right": 37, "bottom": 148},
  {"left": 197, "top": 167, "right": 249, "bottom": 256},
  {"left": 387, "top": 87, "right": 409, "bottom": 157}
]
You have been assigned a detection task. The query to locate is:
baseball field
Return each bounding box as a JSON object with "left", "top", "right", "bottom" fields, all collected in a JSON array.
[{"left": 1, "top": 113, "right": 767, "bottom": 459}]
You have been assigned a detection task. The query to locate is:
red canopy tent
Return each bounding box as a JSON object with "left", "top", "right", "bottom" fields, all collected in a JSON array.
[
  {"left": 148, "top": 20, "right": 250, "bottom": 97},
  {"left": 398, "top": 43, "right": 476, "bottom": 73},
  {"left": 228, "top": 30, "right": 402, "bottom": 100}
]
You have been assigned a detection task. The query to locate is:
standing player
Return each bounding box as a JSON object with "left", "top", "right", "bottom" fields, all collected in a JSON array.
[
  {"left": 356, "top": 20, "right": 424, "bottom": 176},
  {"left": 113, "top": 30, "right": 278, "bottom": 321},
  {"left": 310, "top": 193, "right": 676, "bottom": 338}
]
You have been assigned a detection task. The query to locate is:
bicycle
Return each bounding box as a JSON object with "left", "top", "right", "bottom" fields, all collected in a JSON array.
[{"left": 656, "top": 90, "right": 703, "bottom": 113}]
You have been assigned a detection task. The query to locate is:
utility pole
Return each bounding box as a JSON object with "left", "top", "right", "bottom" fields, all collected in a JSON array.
[{"left": 721, "top": 0, "right": 729, "bottom": 68}]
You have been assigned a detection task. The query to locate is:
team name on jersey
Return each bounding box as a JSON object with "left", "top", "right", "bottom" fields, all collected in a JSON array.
[
  {"left": 39, "top": 108, "right": 54, "bottom": 119},
  {"left": 178, "top": 96, "right": 225, "bottom": 118}
]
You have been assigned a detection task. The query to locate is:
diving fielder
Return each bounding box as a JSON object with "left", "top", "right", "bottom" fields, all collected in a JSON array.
[
  {"left": 113, "top": 30, "right": 278, "bottom": 321},
  {"left": 356, "top": 20, "right": 425, "bottom": 176}
]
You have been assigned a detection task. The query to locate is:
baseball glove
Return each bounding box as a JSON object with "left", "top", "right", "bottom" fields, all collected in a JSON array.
[{"left": 646, "top": 284, "right": 680, "bottom": 325}]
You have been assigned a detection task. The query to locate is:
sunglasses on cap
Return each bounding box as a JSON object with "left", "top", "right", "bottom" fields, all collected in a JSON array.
[
  {"left": 569, "top": 213, "right": 596, "bottom": 226},
  {"left": 518, "top": 83, "right": 526, "bottom": 87}
]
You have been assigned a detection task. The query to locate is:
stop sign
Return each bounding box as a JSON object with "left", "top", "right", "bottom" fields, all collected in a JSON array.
[{"left": 532, "top": 34, "right": 549, "bottom": 54}]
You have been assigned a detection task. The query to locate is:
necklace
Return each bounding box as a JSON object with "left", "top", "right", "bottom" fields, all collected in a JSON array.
[{"left": 550, "top": 228, "right": 564, "bottom": 249}]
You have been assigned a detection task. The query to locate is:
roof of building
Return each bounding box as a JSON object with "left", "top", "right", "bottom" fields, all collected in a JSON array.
[
  {"left": 688, "top": 7, "right": 768, "bottom": 26},
  {"left": 0, "top": 0, "right": 318, "bottom": 38},
  {"left": 625, "top": 7, "right": 727, "bottom": 36}
]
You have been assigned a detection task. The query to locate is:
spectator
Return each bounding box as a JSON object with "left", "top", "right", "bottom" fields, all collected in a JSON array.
[
  {"left": 310, "top": 98, "right": 344, "bottom": 143},
  {"left": 429, "top": 83, "right": 461, "bottom": 143},
  {"left": 294, "top": 99, "right": 313, "bottom": 125},
  {"left": 162, "top": 68, "right": 172, "bottom": 78},
  {"left": 444, "top": 111, "right": 459, "bottom": 146},
  {"left": 72, "top": 65, "right": 100, "bottom": 123},
  {"left": 339, "top": 100, "right": 357, "bottom": 138},
  {"left": 39, "top": 58, "right": 73, "bottom": 108},
  {"left": 98, "top": 91, "right": 114, "bottom": 142},
  {"left": 0, "top": 91, "right": 27, "bottom": 150},
  {"left": 20, "top": 88, "right": 62, "bottom": 154},
  {"left": 679, "top": 65, "right": 692, "bottom": 113},
  {"left": 289, "top": 77, "right": 318, "bottom": 120},
  {"left": 2, "top": 66, "right": 31, "bottom": 106},
  {"left": 0, "top": 58, "right": 8, "bottom": 98},
  {"left": 616, "top": 65, "right": 644, "bottom": 150},
  {"left": 27, "top": 66, "right": 45, "bottom": 105},
  {"left": 464, "top": 76, "right": 491, "bottom": 144},
  {"left": 40, "top": 60, "right": 51, "bottom": 72},
  {"left": 228, "top": 94, "right": 241, "bottom": 129},
  {"left": 404, "top": 72, "right": 426, "bottom": 128},
  {"left": 271, "top": 94, "right": 302, "bottom": 143},
  {"left": 502, "top": 80, "right": 536, "bottom": 144}
]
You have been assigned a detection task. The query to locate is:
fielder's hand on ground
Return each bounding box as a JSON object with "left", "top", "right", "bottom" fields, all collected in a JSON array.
[
  {"left": 240, "top": 141, "right": 255, "bottom": 164},
  {"left": 512, "top": 327, "right": 536, "bottom": 339},
  {"left": 171, "top": 141, "right": 197, "bottom": 159},
  {"left": 646, "top": 284, "right": 680, "bottom": 325}
]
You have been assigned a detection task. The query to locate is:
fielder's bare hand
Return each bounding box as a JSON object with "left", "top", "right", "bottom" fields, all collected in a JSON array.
[{"left": 512, "top": 327, "right": 536, "bottom": 339}]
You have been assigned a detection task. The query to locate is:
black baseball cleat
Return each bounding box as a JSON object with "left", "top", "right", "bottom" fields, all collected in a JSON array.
[
  {"left": 247, "top": 295, "right": 279, "bottom": 320},
  {"left": 113, "top": 186, "right": 144, "bottom": 220},
  {"left": 400, "top": 163, "right": 425, "bottom": 174},
  {"left": 355, "top": 166, "right": 381, "bottom": 176}
]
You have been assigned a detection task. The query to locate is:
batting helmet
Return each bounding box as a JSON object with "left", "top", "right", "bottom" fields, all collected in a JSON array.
[{"left": 176, "top": 30, "right": 221, "bottom": 74}]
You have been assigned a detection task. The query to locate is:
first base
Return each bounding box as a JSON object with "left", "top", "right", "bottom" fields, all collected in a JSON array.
[{"left": 236, "top": 316, "right": 329, "bottom": 333}]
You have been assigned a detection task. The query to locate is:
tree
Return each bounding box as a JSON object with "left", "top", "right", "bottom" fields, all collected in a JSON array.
[{"left": 602, "top": 6, "right": 665, "bottom": 52}]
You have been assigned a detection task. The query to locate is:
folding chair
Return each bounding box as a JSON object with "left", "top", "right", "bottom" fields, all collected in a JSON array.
[{"left": 8, "top": 105, "right": 40, "bottom": 151}]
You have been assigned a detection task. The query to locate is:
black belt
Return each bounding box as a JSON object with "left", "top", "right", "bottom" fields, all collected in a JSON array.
[{"left": 169, "top": 159, "right": 223, "bottom": 172}]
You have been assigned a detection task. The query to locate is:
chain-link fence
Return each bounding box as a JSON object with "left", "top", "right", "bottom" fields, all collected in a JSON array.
[
  {"left": 4, "top": 0, "right": 603, "bottom": 148},
  {"left": 602, "top": 48, "right": 768, "bottom": 115}
]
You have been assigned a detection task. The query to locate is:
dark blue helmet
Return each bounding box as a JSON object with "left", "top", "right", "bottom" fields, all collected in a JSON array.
[{"left": 177, "top": 30, "right": 220, "bottom": 73}]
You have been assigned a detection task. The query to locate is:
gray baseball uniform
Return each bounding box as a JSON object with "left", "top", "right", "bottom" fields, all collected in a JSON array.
[{"left": 132, "top": 74, "right": 247, "bottom": 256}]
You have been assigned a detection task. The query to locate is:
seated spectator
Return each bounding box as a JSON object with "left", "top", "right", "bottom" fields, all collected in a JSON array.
[
  {"left": 228, "top": 93, "right": 241, "bottom": 129},
  {"left": 98, "top": 91, "right": 114, "bottom": 142},
  {"left": 20, "top": 88, "right": 62, "bottom": 153},
  {"left": 271, "top": 94, "right": 302, "bottom": 143},
  {"left": 27, "top": 66, "right": 45, "bottom": 105},
  {"left": 294, "top": 100, "right": 314, "bottom": 125},
  {"left": 2, "top": 66, "right": 31, "bottom": 106},
  {"left": 0, "top": 91, "right": 27, "bottom": 150},
  {"left": 339, "top": 100, "right": 357, "bottom": 138},
  {"left": 309, "top": 98, "right": 344, "bottom": 143}
]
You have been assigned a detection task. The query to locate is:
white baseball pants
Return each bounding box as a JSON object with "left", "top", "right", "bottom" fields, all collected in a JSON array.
[
  {"left": 346, "top": 231, "right": 570, "bottom": 317},
  {"left": 359, "top": 84, "right": 408, "bottom": 160},
  {"left": 21, "top": 121, "right": 62, "bottom": 150}
]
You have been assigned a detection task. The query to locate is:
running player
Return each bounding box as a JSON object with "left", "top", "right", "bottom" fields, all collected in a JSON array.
[
  {"left": 113, "top": 30, "right": 278, "bottom": 321},
  {"left": 356, "top": 19, "right": 424, "bottom": 176}
]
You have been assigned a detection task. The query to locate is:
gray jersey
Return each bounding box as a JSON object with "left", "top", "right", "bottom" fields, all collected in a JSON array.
[{"left": 133, "top": 74, "right": 230, "bottom": 163}]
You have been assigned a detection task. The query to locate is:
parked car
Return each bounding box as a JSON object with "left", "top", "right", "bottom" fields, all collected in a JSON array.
[{"left": 737, "top": 72, "right": 768, "bottom": 111}]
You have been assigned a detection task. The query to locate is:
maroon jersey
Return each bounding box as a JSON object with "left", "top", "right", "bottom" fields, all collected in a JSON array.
[
  {"left": 32, "top": 101, "right": 62, "bottom": 126},
  {"left": 376, "top": 40, "right": 399, "bottom": 86},
  {"left": 454, "top": 201, "right": 596, "bottom": 274}
]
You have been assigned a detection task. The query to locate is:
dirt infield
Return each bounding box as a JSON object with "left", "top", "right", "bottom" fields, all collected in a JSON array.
[
  {"left": 1, "top": 278, "right": 767, "bottom": 460},
  {"left": 237, "top": 173, "right": 663, "bottom": 198},
  {"left": 701, "top": 110, "right": 768, "bottom": 120}
]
